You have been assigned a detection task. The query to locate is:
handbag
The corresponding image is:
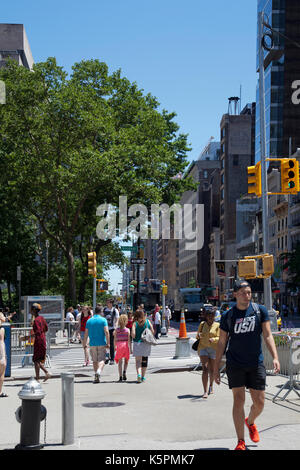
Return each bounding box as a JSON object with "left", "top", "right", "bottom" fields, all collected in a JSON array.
[
  {"left": 141, "top": 321, "right": 158, "bottom": 345},
  {"left": 192, "top": 321, "right": 205, "bottom": 351}
]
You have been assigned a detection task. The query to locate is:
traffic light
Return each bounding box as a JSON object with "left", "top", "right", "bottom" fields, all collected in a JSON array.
[
  {"left": 97, "top": 279, "right": 108, "bottom": 292},
  {"left": 238, "top": 259, "right": 257, "bottom": 279},
  {"left": 281, "top": 158, "right": 300, "bottom": 193},
  {"left": 161, "top": 280, "right": 168, "bottom": 295},
  {"left": 247, "top": 162, "right": 262, "bottom": 198},
  {"left": 262, "top": 255, "right": 274, "bottom": 277},
  {"left": 87, "top": 251, "right": 97, "bottom": 277}
]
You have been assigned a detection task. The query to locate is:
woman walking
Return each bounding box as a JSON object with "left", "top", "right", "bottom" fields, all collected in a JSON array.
[
  {"left": 131, "top": 309, "right": 154, "bottom": 383},
  {"left": 126, "top": 310, "right": 134, "bottom": 353},
  {"left": 196, "top": 308, "right": 220, "bottom": 398},
  {"left": 30, "top": 303, "right": 51, "bottom": 382},
  {"left": 80, "top": 306, "right": 92, "bottom": 366},
  {"left": 114, "top": 314, "right": 131, "bottom": 382},
  {"left": 0, "top": 312, "right": 8, "bottom": 397}
]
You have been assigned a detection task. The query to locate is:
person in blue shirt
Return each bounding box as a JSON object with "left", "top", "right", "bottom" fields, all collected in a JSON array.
[
  {"left": 213, "top": 280, "right": 280, "bottom": 451},
  {"left": 83, "top": 305, "right": 110, "bottom": 383}
]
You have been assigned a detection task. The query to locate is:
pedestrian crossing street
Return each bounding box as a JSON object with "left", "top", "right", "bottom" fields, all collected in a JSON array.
[{"left": 46, "top": 326, "right": 199, "bottom": 369}]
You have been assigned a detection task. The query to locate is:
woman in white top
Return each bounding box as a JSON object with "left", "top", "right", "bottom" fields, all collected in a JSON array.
[{"left": 0, "top": 312, "right": 8, "bottom": 397}]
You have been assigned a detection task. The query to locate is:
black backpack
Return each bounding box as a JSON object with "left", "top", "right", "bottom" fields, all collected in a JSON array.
[{"left": 104, "top": 307, "right": 116, "bottom": 328}]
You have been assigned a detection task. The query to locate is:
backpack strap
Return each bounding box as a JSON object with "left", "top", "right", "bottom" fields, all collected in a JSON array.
[
  {"left": 226, "top": 307, "right": 235, "bottom": 335},
  {"left": 251, "top": 302, "right": 262, "bottom": 325}
]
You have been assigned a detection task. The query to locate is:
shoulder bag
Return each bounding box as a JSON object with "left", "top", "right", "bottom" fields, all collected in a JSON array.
[
  {"left": 141, "top": 320, "right": 158, "bottom": 346},
  {"left": 192, "top": 321, "right": 205, "bottom": 351}
]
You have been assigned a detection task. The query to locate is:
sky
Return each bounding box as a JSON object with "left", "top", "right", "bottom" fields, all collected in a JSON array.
[{"left": 1, "top": 0, "right": 258, "bottom": 293}]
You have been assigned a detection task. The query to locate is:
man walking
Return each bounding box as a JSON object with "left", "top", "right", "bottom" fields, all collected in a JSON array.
[
  {"left": 103, "top": 299, "right": 119, "bottom": 364},
  {"left": 213, "top": 280, "right": 280, "bottom": 450},
  {"left": 165, "top": 305, "right": 172, "bottom": 332},
  {"left": 83, "top": 305, "right": 110, "bottom": 383}
]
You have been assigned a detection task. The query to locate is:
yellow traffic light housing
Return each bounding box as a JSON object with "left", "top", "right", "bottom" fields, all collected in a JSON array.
[
  {"left": 87, "top": 251, "right": 97, "bottom": 277},
  {"left": 247, "top": 162, "right": 262, "bottom": 198},
  {"left": 281, "top": 158, "right": 300, "bottom": 193},
  {"left": 262, "top": 255, "right": 274, "bottom": 277},
  {"left": 238, "top": 259, "right": 257, "bottom": 279}
]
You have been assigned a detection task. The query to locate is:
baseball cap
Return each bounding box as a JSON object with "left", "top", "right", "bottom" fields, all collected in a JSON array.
[{"left": 233, "top": 280, "right": 251, "bottom": 292}]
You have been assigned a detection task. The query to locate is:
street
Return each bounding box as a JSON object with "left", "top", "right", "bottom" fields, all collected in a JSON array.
[{"left": 2, "top": 354, "right": 300, "bottom": 451}]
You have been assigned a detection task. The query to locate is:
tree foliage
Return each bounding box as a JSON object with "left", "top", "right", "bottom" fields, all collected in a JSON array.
[{"left": 0, "top": 58, "right": 194, "bottom": 303}]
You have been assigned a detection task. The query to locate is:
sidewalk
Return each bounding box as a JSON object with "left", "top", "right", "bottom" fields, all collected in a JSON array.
[{"left": 2, "top": 334, "right": 300, "bottom": 451}]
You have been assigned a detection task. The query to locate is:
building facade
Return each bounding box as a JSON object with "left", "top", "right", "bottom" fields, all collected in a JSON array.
[
  {"left": 256, "top": 0, "right": 300, "bottom": 163},
  {"left": 219, "top": 102, "right": 256, "bottom": 299},
  {"left": 0, "top": 24, "right": 33, "bottom": 70}
]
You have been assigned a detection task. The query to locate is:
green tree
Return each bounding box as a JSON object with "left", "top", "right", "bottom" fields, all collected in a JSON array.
[
  {"left": 0, "top": 58, "right": 194, "bottom": 303},
  {"left": 0, "top": 186, "right": 44, "bottom": 309}
]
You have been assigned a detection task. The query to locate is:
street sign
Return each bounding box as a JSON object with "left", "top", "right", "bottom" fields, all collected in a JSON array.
[
  {"left": 121, "top": 246, "right": 137, "bottom": 252},
  {"left": 131, "top": 259, "right": 147, "bottom": 264}
]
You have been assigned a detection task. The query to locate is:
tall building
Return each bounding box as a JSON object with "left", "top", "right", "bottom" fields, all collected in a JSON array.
[
  {"left": 0, "top": 24, "right": 33, "bottom": 70},
  {"left": 256, "top": 1, "right": 300, "bottom": 163},
  {"left": 178, "top": 145, "right": 221, "bottom": 289},
  {"left": 219, "top": 101, "right": 256, "bottom": 299}
]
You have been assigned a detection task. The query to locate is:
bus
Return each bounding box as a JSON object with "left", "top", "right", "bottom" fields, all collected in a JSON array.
[{"left": 174, "top": 288, "right": 206, "bottom": 321}]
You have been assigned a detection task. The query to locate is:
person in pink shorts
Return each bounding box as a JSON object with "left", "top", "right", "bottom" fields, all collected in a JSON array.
[{"left": 114, "top": 314, "right": 131, "bottom": 382}]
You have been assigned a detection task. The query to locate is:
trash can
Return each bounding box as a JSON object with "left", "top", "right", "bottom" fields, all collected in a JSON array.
[{"left": 3, "top": 322, "right": 11, "bottom": 377}]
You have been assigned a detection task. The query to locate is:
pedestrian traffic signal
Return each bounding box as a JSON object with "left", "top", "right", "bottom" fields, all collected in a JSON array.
[
  {"left": 238, "top": 259, "right": 257, "bottom": 279},
  {"left": 281, "top": 158, "right": 300, "bottom": 193},
  {"left": 247, "top": 162, "right": 262, "bottom": 198},
  {"left": 87, "top": 251, "right": 97, "bottom": 277},
  {"left": 262, "top": 255, "right": 274, "bottom": 277},
  {"left": 97, "top": 279, "right": 108, "bottom": 292}
]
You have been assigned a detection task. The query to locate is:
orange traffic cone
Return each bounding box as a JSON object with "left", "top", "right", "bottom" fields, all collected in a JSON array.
[{"left": 179, "top": 310, "right": 187, "bottom": 338}]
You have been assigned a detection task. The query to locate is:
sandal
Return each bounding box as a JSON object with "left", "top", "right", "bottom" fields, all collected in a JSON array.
[{"left": 0, "top": 392, "right": 8, "bottom": 397}]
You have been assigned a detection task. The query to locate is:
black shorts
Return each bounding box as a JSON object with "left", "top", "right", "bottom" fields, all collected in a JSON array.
[{"left": 226, "top": 363, "right": 266, "bottom": 390}]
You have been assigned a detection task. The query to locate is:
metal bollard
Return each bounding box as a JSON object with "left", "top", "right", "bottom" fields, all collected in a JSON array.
[
  {"left": 61, "top": 372, "right": 74, "bottom": 445},
  {"left": 15, "top": 377, "right": 46, "bottom": 450}
]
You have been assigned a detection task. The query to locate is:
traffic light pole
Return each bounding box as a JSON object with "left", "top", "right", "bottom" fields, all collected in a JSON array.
[
  {"left": 93, "top": 276, "right": 96, "bottom": 312},
  {"left": 258, "top": 12, "right": 276, "bottom": 327}
]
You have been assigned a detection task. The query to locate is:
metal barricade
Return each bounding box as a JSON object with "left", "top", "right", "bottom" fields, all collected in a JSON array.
[
  {"left": 11, "top": 327, "right": 35, "bottom": 367},
  {"left": 262, "top": 333, "right": 300, "bottom": 402},
  {"left": 47, "top": 321, "right": 79, "bottom": 358}
]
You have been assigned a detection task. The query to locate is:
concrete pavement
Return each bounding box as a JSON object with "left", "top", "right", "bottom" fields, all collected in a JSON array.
[{"left": 2, "top": 333, "right": 300, "bottom": 451}]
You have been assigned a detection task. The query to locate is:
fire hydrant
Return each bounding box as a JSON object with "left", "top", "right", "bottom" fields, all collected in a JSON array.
[{"left": 15, "top": 377, "right": 47, "bottom": 450}]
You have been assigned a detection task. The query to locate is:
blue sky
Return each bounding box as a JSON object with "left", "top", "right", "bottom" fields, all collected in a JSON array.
[{"left": 2, "top": 0, "right": 258, "bottom": 293}]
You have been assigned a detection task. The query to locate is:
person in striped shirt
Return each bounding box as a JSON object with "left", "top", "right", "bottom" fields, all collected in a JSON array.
[{"left": 114, "top": 315, "right": 131, "bottom": 382}]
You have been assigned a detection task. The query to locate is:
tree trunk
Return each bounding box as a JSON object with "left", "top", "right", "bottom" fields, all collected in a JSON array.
[{"left": 66, "top": 245, "right": 77, "bottom": 304}]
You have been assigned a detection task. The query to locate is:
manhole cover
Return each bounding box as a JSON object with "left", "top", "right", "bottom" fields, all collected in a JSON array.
[{"left": 82, "top": 402, "right": 125, "bottom": 408}]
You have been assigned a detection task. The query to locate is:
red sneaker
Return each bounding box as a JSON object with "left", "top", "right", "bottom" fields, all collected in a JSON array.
[
  {"left": 235, "top": 439, "right": 246, "bottom": 450},
  {"left": 245, "top": 417, "right": 260, "bottom": 442}
]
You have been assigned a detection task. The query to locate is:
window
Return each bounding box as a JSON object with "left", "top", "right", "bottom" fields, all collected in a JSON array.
[{"left": 233, "top": 155, "right": 239, "bottom": 166}]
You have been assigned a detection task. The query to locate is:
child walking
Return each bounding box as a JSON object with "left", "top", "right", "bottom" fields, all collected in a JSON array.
[{"left": 114, "top": 314, "right": 131, "bottom": 382}]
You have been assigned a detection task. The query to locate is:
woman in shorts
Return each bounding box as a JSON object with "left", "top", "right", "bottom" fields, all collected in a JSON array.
[
  {"left": 131, "top": 309, "right": 154, "bottom": 383},
  {"left": 196, "top": 309, "right": 220, "bottom": 398}
]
